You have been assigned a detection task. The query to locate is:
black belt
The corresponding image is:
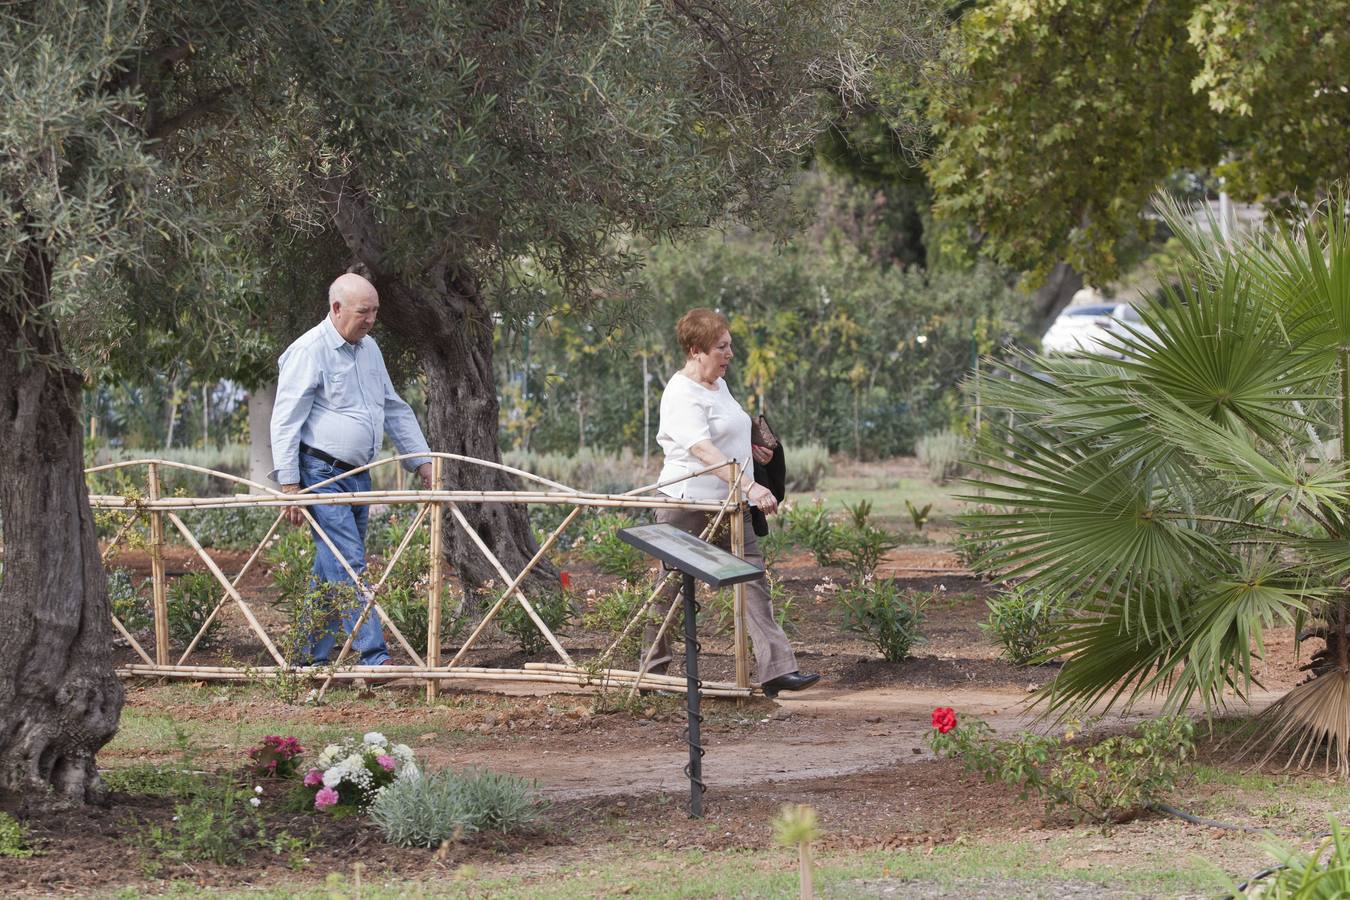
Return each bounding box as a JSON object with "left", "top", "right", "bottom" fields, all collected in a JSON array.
[{"left": 299, "top": 442, "right": 358, "bottom": 472}]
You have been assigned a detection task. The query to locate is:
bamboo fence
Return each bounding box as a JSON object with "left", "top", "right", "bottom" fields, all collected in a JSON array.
[{"left": 90, "top": 452, "right": 758, "bottom": 700}]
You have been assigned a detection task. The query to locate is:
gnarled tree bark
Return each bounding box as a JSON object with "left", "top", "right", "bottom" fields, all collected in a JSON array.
[
  {"left": 0, "top": 240, "right": 123, "bottom": 808},
  {"left": 376, "top": 269, "right": 561, "bottom": 608},
  {"left": 317, "top": 175, "right": 558, "bottom": 607}
]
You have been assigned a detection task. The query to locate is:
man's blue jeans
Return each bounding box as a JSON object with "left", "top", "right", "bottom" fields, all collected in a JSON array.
[{"left": 298, "top": 454, "right": 390, "bottom": 666}]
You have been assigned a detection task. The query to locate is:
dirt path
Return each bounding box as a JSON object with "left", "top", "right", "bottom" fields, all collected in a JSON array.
[{"left": 424, "top": 682, "right": 1282, "bottom": 801}]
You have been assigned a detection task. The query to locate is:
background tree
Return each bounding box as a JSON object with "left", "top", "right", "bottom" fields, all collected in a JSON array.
[
  {"left": 921, "top": 0, "right": 1349, "bottom": 311},
  {"left": 170, "top": 0, "right": 918, "bottom": 597},
  {"left": 0, "top": 1, "right": 248, "bottom": 805}
]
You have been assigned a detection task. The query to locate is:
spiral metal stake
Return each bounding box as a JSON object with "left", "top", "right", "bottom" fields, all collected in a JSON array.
[{"left": 680, "top": 571, "right": 706, "bottom": 818}]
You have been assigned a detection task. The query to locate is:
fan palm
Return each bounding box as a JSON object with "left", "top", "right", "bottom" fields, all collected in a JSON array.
[{"left": 964, "top": 189, "right": 1350, "bottom": 772}]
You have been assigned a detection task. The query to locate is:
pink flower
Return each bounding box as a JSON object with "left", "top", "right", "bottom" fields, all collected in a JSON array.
[
  {"left": 314, "top": 786, "right": 340, "bottom": 810},
  {"left": 376, "top": 754, "right": 396, "bottom": 772},
  {"left": 303, "top": 768, "right": 324, "bottom": 787}
]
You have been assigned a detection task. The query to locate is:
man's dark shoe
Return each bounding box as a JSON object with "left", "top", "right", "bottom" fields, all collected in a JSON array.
[{"left": 760, "top": 671, "right": 821, "bottom": 699}]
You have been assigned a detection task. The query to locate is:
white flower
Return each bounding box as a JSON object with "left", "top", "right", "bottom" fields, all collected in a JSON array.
[
  {"left": 322, "top": 767, "right": 343, "bottom": 788},
  {"left": 249, "top": 797, "right": 261, "bottom": 808},
  {"left": 363, "top": 731, "right": 387, "bottom": 747},
  {"left": 254, "top": 785, "right": 264, "bottom": 795},
  {"left": 391, "top": 743, "right": 414, "bottom": 764}
]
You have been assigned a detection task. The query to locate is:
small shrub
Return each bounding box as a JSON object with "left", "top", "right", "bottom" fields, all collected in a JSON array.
[
  {"left": 529, "top": 501, "right": 585, "bottom": 552},
  {"left": 497, "top": 590, "right": 572, "bottom": 656},
  {"left": 581, "top": 583, "right": 646, "bottom": 659},
  {"left": 168, "top": 571, "right": 223, "bottom": 648},
  {"left": 265, "top": 527, "right": 315, "bottom": 609},
  {"left": 927, "top": 712, "right": 1195, "bottom": 827},
  {"left": 835, "top": 578, "right": 926, "bottom": 662},
  {"left": 954, "top": 503, "right": 1006, "bottom": 573},
  {"left": 782, "top": 500, "right": 842, "bottom": 567},
  {"left": 142, "top": 779, "right": 308, "bottom": 866},
  {"left": 107, "top": 567, "right": 151, "bottom": 636},
  {"left": 575, "top": 511, "right": 649, "bottom": 580},
  {"left": 370, "top": 767, "right": 546, "bottom": 848},
  {"left": 833, "top": 518, "right": 900, "bottom": 580},
  {"left": 982, "top": 584, "right": 1064, "bottom": 665},
  {"left": 0, "top": 812, "right": 32, "bottom": 859},
  {"left": 758, "top": 525, "right": 791, "bottom": 568},
  {"left": 380, "top": 582, "right": 467, "bottom": 654},
  {"left": 905, "top": 499, "right": 932, "bottom": 532},
  {"left": 785, "top": 443, "right": 831, "bottom": 493},
  {"left": 916, "top": 429, "right": 965, "bottom": 484}
]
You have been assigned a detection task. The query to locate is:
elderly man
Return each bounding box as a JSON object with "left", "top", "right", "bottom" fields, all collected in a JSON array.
[{"left": 270, "top": 273, "right": 434, "bottom": 669}]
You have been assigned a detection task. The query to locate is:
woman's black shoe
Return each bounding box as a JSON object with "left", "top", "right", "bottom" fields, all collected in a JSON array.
[{"left": 760, "top": 671, "right": 821, "bottom": 698}]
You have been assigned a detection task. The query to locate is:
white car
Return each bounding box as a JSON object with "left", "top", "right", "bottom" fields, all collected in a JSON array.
[{"left": 1041, "top": 303, "right": 1155, "bottom": 358}]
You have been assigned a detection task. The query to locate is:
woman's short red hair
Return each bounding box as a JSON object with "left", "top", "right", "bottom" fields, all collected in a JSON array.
[{"left": 676, "top": 308, "right": 729, "bottom": 356}]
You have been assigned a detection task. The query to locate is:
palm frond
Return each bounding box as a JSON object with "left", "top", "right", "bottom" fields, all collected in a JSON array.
[{"left": 963, "top": 422, "right": 1227, "bottom": 636}]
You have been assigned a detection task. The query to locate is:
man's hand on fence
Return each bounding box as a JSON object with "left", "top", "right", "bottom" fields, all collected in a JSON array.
[
  {"left": 281, "top": 483, "right": 305, "bottom": 526},
  {"left": 417, "top": 462, "right": 434, "bottom": 491}
]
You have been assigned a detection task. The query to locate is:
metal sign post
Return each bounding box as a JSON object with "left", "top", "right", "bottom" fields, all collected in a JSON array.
[{"left": 618, "top": 523, "right": 764, "bottom": 818}]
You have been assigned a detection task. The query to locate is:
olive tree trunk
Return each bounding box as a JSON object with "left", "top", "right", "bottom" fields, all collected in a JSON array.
[
  {"left": 378, "top": 272, "right": 560, "bottom": 607},
  {"left": 0, "top": 243, "right": 123, "bottom": 808},
  {"left": 320, "top": 181, "right": 560, "bottom": 609}
]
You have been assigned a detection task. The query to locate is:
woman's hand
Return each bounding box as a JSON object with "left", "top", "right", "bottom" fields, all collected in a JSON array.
[
  {"left": 751, "top": 444, "right": 773, "bottom": 465},
  {"left": 748, "top": 482, "right": 778, "bottom": 515}
]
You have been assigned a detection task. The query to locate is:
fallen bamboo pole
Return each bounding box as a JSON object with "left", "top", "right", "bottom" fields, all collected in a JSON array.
[{"left": 114, "top": 664, "right": 752, "bottom": 696}]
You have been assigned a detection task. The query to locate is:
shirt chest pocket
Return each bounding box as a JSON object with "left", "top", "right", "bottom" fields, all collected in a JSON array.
[{"left": 323, "top": 364, "right": 360, "bottom": 409}]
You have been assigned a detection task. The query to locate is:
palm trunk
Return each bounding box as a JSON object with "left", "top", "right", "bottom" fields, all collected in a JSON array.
[{"left": 0, "top": 240, "right": 123, "bottom": 807}]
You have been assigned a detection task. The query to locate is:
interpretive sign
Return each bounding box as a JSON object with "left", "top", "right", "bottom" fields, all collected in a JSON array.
[{"left": 617, "top": 523, "right": 763, "bottom": 588}]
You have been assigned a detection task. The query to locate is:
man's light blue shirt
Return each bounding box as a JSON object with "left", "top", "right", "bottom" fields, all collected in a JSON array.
[{"left": 270, "top": 316, "right": 432, "bottom": 485}]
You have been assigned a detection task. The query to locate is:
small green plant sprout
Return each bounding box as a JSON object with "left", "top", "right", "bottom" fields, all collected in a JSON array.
[
  {"left": 904, "top": 499, "right": 932, "bottom": 533},
  {"left": 1227, "top": 815, "right": 1350, "bottom": 896},
  {"left": 772, "top": 803, "right": 820, "bottom": 900},
  {"left": 844, "top": 499, "right": 873, "bottom": 530},
  {"left": 0, "top": 812, "right": 33, "bottom": 858}
]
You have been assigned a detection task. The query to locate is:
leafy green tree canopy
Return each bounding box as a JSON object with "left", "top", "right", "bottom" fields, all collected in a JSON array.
[{"left": 925, "top": 0, "right": 1349, "bottom": 285}]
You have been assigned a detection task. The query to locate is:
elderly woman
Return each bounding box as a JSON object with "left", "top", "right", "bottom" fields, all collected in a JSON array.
[{"left": 643, "top": 308, "right": 821, "bottom": 698}]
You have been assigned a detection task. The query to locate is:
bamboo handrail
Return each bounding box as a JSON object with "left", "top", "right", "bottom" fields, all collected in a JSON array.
[{"left": 95, "top": 453, "right": 758, "bottom": 701}]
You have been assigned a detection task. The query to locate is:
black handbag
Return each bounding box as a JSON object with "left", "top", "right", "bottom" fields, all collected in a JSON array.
[{"left": 750, "top": 415, "right": 787, "bottom": 538}]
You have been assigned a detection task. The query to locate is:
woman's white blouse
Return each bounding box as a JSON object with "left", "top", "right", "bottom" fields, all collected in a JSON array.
[{"left": 656, "top": 372, "right": 753, "bottom": 501}]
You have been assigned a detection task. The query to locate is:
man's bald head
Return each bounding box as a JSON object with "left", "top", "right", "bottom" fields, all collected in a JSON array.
[{"left": 328, "top": 273, "right": 380, "bottom": 343}]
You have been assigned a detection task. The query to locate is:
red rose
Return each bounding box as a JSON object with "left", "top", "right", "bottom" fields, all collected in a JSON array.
[{"left": 931, "top": 707, "right": 957, "bottom": 734}]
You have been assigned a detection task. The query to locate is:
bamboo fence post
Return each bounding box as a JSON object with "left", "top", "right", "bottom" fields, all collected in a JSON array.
[
  {"left": 730, "top": 461, "right": 750, "bottom": 690},
  {"left": 147, "top": 463, "right": 169, "bottom": 666},
  {"left": 426, "top": 457, "right": 444, "bottom": 701}
]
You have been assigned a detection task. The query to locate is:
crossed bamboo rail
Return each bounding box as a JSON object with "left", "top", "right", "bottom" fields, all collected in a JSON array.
[{"left": 89, "top": 452, "right": 757, "bottom": 700}]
